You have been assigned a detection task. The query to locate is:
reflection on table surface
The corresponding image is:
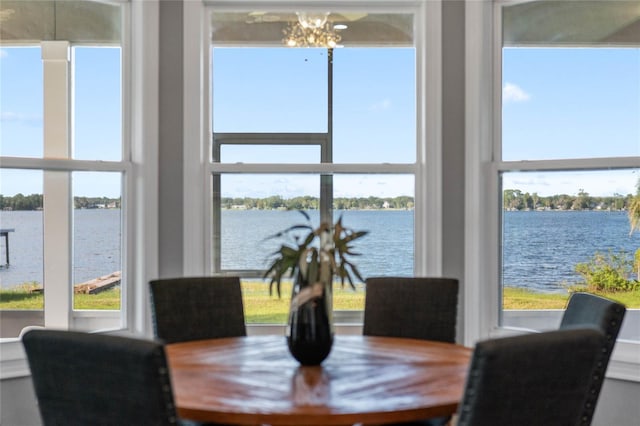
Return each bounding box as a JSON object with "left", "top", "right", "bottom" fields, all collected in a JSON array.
[{"left": 166, "top": 334, "right": 472, "bottom": 426}]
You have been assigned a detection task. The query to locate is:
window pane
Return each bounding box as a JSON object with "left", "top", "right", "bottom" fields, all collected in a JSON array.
[
  {"left": 220, "top": 144, "right": 320, "bottom": 163},
  {"left": 502, "top": 48, "right": 640, "bottom": 160},
  {"left": 210, "top": 10, "right": 418, "bottom": 325},
  {"left": 218, "top": 174, "right": 320, "bottom": 271},
  {"left": 213, "top": 48, "right": 328, "bottom": 133},
  {"left": 0, "top": 169, "right": 44, "bottom": 337},
  {"left": 334, "top": 174, "right": 414, "bottom": 278},
  {"left": 73, "top": 47, "right": 122, "bottom": 161},
  {"left": 501, "top": 169, "right": 640, "bottom": 341},
  {"left": 72, "top": 172, "right": 122, "bottom": 311},
  {"left": 333, "top": 48, "right": 416, "bottom": 163},
  {"left": 0, "top": 47, "right": 43, "bottom": 158},
  {"left": 216, "top": 173, "right": 414, "bottom": 324},
  {"left": 213, "top": 47, "right": 417, "bottom": 163},
  {"left": 217, "top": 173, "right": 414, "bottom": 275}
]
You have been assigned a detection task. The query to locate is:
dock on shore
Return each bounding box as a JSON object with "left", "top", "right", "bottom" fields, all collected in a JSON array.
[
  {"left": 28, "top": 272, "right": 121, "bottom": 294},
  {"left": 74, "top": 271, "right": 121, "bottom": 294},
  {"left": 0, "top": 228, "right": 15, "bottom": 267}
]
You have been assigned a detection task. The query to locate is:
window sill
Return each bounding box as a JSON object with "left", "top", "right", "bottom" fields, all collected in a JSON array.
[
  {"left": 608, "top": 340, "right": 640, "bottom": 381},
  {"left": 0, "top": 337, "right": 29, "bottom": 380},
  {"left": 4, "top": 325, "right": 638, "bottom": 382}
]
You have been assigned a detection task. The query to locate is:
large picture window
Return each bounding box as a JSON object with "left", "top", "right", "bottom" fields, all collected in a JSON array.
[
  {"left": 498, "top": 1, "right": 640, "bottom": 342},
  {"left": 0, "top": 1, "right": 128, "bottom": 338},
  {"left": 209, "top": 9, "right": 419, "bottom": 323}
]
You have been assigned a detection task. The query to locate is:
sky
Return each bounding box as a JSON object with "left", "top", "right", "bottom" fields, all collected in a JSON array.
[
  {"left": 501, "top": 47, "right": 640, "bottom": 197},
  {"left": 1, "top": 45, "right": 639, "bottom": 198}
]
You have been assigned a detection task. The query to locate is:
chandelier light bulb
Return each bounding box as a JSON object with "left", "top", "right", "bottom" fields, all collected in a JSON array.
[
  {"left": 296, "top": 12, "right": 330, "bottom": 29},
  {"left": 282, "top": 12, "right": 343, "bottom": 48}
]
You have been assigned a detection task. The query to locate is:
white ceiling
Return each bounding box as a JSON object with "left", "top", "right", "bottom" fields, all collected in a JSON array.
[{"left": 0, "top": 1, "right": 638, "bottom": 46}]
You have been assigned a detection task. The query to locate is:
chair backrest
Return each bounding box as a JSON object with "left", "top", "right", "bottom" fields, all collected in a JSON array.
[
  {"left": 363, "top": 276, "right": 459, "bottom": 342},
  {"left": 559, "top": 291, "right": 626, "bottom": 421},
  {"left": 456, "top": 328, "right": 606, "bottom": 426},
  {"left": 149, "top": 276, "right": 246, "bottom": 344},
  {"left": 560, "top": 292, "right": 626, "bottom": 339},
  {"left": 22, "top": 329, "right": 178, "bottom": 426}
]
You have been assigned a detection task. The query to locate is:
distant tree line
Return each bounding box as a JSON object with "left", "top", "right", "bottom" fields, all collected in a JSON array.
[
  {"left": 3, "top": 189, "right": 637, "bottom": 212},
  {"left": 0, "top": 194, "right": 121, "bottom": 211},
  {"left": 503, "top": 189, "right": 635, "bottom": 211},
  {"left": 221, "top": 195, "right": 415, "bottom": 210}
]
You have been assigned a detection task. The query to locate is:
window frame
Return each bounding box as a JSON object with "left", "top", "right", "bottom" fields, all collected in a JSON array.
[
  {"left": 0, "top": 0, "right": 151, "bottom": 380},
  {"left": 0, "top": 39, "right": 131, "bottom": 332},
  {"left": 180, "top": 0, "right": 443, "bottom": 329},
  {"left": 211, "top": 132, "right": 333, "bottom": 277},
  {"left": 464, "top": 0, "right": 640, "bottom": 381}
]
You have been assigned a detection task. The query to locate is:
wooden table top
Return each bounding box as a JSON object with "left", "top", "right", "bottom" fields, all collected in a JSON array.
[{"left": 166, "top": 334, "right": 472, "bottom": 426}]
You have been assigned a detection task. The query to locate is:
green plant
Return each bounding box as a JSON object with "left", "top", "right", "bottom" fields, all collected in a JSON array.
[
  {"left": 263, "top": 211, "right": 368, "bottom": 297},
  {"left": 574, "top": 250, "right": 640, "bottom": 292}
]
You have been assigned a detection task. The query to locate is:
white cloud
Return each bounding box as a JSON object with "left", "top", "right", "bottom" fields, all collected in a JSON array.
[
  {"left": 0, "top": 49, "right": 7, "bottom": 59},
  {"left": 503, "top": 82, "right": 531, "bottom": 103},
  {"left": 0, "top": 111, "right": 42, "bottom": 124},
  {"left": 502, "top": 170, "right": 638, "bottom": 197},
  {"left": 369, "top": 99, "right": 391, "bottom": 111}
]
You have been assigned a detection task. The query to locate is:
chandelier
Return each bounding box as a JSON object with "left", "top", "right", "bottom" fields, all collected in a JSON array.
[{"left": 282, "top": 12, "right": 342, "bottom": 48}]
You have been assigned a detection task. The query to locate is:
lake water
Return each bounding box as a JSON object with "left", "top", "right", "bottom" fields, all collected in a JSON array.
[
  {"left": 1, "top": 209, "right": 638, "bottom": 292},
  {"left": 503, "top": 210, "right": 639, "bottom": 292}
]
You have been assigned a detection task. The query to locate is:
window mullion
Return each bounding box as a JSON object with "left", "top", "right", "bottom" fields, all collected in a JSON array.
[
  {"left": 498, "top": 157, "right": 640, "bottom": 172},
  {"left": 41, "top": 41, "right": 72, "bottom": 329}
]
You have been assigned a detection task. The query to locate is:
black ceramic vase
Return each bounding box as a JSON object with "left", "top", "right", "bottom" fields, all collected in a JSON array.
[{"left": 286, "top": 276, "right": 334, "bottom": 366}]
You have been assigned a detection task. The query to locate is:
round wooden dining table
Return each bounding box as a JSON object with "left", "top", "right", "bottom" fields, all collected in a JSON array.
[{"left": 166, "top": 334, "right": 472, "bottom": 426}]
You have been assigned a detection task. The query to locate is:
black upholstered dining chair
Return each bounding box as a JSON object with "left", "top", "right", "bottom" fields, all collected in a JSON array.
[
  {"left": 149, "top": 276, "right": 246, "bottom": 344},
  {"left": 22, "top": 329, "right": 182, "bottom": 426},
  {"left": 560, "top": 292, "right": 626, "bottom": 338},
  {"left": 363, "top": 277, "right": 459, "bottom": 426},
  {"left": 559, "top": 292, "right": 626, "bottom": 422},
  {"left": 454, "top": 327, "right": 606, "bottom": 426},
  {"left": 363, "top": 277, "right": 459, "bottom": 343}
]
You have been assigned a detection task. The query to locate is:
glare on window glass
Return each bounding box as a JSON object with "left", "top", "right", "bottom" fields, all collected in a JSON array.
[
  {"left": 72, "top": 172, "right": 122, "bottom": 311},
  {"left": 502, "top": 48, "right": 640, "bottom": 161},
  {"left": 0, "top": 47, "right": 43, "bottom": 158},
  {"left": 73, "top": 47, "right": 122, "bottom": 161}
]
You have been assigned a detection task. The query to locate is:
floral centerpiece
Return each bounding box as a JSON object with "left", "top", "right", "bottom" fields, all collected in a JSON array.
[{"left": 263, "top": 211, "right": 368, "bottom": 365}]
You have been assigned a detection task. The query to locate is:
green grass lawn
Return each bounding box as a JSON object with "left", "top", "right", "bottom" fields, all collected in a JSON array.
[
  {"left": 502, "top": 286, "right": 640, "bottom": 310},
  {"left": 1, "top": 281, "right": 637, "bottom": 324},
  {"left": 0, "top": 285, "right": 122, "bottom": 310}
]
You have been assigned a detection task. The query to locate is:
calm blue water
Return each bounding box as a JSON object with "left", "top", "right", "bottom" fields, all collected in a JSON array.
[
  {"left": 0, "top": 209, "right": 122, "bottom": 288},
  {"left": 1, "top": 209, "right": 638, "bottom": 293},
  {"left": 503, "top": 210, "right": 639, "bottom": 292},
  {"left": 220, "top": 209, "right": 414, "bottom": 278}
]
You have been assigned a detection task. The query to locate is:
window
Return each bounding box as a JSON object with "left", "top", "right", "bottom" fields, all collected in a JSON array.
[
  {"left": 207, "top": 5, "right": 433, "bottom": 324},
  {"left": 0, "top": 2, "right": 129, "bottom": 338},
  {"left": 497, "top": 1, "right": 640, "bottom": 343}
]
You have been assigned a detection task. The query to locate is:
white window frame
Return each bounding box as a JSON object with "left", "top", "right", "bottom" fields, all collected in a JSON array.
[
  {"left": 0, "top": 0, "right": 159, "bottom": 379},
  {"left": 0, "top": 39, "right": 132, "bottom": 329},
  {"left": 181, "top": 0, "right": 443, "bottom": 332},
  {"left": 465, "top": 0, "right": 640, "bottom": 382}
]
